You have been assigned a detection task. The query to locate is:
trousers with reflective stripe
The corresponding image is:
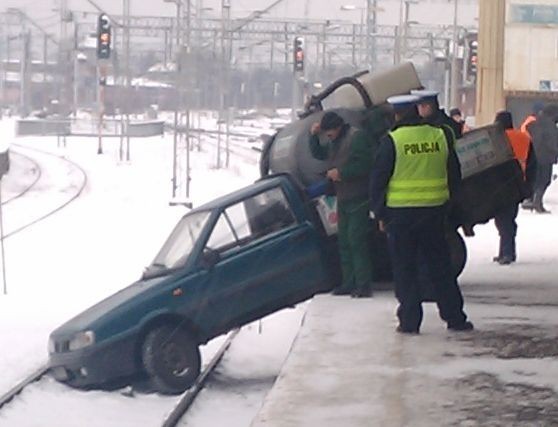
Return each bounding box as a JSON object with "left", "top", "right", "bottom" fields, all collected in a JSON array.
[{"left": 387, "top": 125, "right": 450, "bottom": 208}]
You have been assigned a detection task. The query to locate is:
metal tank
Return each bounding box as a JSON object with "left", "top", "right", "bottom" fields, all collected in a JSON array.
[
  {"left": 259, "top": 64, "right": 424, "bottom": 283},
  {"left": 261, "top": 63, "right": 422, "bottom": 186}
]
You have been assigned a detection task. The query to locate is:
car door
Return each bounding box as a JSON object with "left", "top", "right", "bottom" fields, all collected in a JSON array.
[{"left": 195, "top": 186, "right": 326, "bottom": 335}]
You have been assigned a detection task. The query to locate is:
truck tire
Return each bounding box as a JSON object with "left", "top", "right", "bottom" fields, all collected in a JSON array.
[
  {"left": 447, "top": 229, "right": 467, "bottom": 278},
  {"left": 141, "top": 324, "right": 201, "bottom": 395}
]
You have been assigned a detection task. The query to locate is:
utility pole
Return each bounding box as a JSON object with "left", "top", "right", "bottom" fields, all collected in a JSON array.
[
  {"left": 20, "top": 32, "right": 31, "bottom": 117},
  {"left": 0, "top": 32, "right": 4, "bottom": 110},
  {"left": 168, "top": 0, "right": 193, "bottom": 206},
  {"left": 218, "top": 0, "right": 231, "bottom": 169},
  {"left": 184, "top": 0, "right": 192, "bottom": 196},
  {"left": 59, "top": 0, "right": 69, "bottom": 112},
  {"left": 402, "top": 0, "right": 411, "bottom": 62},
  {"left": 170, "top": 0, "right": 181, "bottom": 196},
  {"left": 364, "top": 0, "right": 370, "bottom": 70},
  {"left": 43, "top": 35, "right": 48, "bottom": 108},
  {"left": 124, "top": 0, "right": 131, "bottom": 161},
  {"left": 450, "top": 0, "right": 460, "bottom": 109},
  {"left": 368, "top": 0, "right": 378, "bottom": 70},
  {"left": 73, "top": 23, "right": 79, "bottom": 115}
]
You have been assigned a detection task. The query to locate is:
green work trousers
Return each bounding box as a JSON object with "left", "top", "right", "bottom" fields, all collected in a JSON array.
[{"left": 337, "top": 199, "right": 373, "bottom": 290}]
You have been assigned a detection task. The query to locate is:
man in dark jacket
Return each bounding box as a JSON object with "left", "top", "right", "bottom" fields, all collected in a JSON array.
[
  {"left": 493, "top": 111, "right": 537, "bottom": 264},
  {"left": 411, "top": 90, "right": 463, "bottom": 139},
  {"left": 370, "top": 95, "right": 472, "bottom": 334},
  {"left": 525, "top": 104, "right": 558, "bottom": 213},
  {"left": 309, "top": 111, "right": 373, "bottom": 298}
]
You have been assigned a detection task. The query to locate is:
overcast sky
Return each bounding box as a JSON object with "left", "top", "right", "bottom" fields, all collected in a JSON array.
[{"left": 1, "top": 0, "right": 479, "bottom": 29}]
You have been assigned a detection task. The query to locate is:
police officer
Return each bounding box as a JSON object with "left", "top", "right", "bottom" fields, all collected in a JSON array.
[
  {"left": 370, "top": 95, "right": 473, "bottom": 333},
  {"left": 309, "top": 111, "right": 373, "bottom": 298},
  {"left": 411, "top": 90, "right": 463, "bottom": 139}
]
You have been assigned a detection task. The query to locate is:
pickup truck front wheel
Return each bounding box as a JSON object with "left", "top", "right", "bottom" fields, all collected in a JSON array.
[{"left": 142, "top": 324, "right": 201, "bottom": 394}]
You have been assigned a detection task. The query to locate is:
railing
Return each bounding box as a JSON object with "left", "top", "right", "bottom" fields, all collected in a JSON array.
[{"left": 15, "top": 118, "right": 165, "bottom": 138}]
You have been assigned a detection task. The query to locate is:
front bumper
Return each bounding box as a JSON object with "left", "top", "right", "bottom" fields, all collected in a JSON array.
[{"left": 48, "top": 334, "right": 137, "bottom": 387}]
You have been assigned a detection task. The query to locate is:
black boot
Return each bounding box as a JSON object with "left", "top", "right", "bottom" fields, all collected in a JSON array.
[
  {"left": 351, "top": 285, "right": 373, "bottom": 298},
  {"left": 533, "top": 191, "right": 551, "bottom": 214},
  {"left": 447, "top": 320, "right": 474, "bottom": 331},
  {"left": 332, "top": 285, "right": 353, "bottom": 296},
  {"left": 497, "top": 255, "right": 514, "bottom": 265},
  {"left": 521, "top": 199, "right": 534, "bottom": 211}
]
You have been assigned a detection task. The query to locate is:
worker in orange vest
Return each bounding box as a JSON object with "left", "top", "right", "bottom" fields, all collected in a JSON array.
[
  {"left": 520, "top": 102, "right": 543, "bottom": 134},
  {"left": 493, "top": 111, "right": 536, "bottom": 265}
]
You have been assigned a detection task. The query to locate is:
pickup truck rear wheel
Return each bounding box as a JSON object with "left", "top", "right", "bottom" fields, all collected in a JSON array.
[
  {"left": 447, "top": 229, "right": 467, "bottom": 277},
  {"left": 141, "top": 324, "right": 201, "bottom": 394}
]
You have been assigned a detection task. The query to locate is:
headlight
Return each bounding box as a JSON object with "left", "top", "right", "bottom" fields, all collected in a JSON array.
[{"left": 69, "top": 331, "right": 96, "bottom": 351}]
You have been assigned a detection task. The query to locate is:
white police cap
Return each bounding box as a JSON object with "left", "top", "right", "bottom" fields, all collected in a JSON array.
[
  {"left": 386, "top": 95, "right": 420, "bottom": 110},
  {"left": 410, "top": 89, "right": 439, "bottom": 102}
]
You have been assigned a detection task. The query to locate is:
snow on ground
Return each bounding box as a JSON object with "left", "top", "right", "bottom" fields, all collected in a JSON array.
[
  {"left": 0, "top": 116, "right": 306, "bottom": 426},
  {"left": 0, "top": 120, "right": 257, "bottom": 392},
  {"left": 1, "top": 111, "right": 558, "bottom": 426},
  {"left": 252, "top": 171, "right": 558, "bottom": 427},
  {"left": 177, "top": 305, "right": 306, "bottom": 427}
]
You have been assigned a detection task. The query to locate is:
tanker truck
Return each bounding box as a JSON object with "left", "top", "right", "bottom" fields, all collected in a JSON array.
[{"left": 260, "top": 62, "right": 530, "bottom": 284}]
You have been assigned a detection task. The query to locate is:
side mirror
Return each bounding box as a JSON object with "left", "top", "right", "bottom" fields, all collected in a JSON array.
[{"left": 200, "top": 248, "right": 220, "bottom": 270}]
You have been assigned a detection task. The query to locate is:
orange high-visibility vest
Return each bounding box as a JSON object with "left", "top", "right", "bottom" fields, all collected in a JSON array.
[
  {"left": 520, "top": 115, "right": 536, "bottom": 135},
  {"left": 505, "top": 129, "right": 531, "bottom": 177}
]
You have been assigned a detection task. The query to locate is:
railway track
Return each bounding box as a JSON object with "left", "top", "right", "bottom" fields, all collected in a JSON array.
[
  {"left": 162, "top": 329, "right": 240, "bottom": 427},
  {"left": 0, "top": 143, "right": 88, "bottom": 412},
  {"left": 1, "top": 144, "right": 88, "bottom": 239},
  {"left": 0, "top": 131, "right": 271, "bottom": 425},
  {"left": 0, "top": 331, "right": 241, "bottom": 427},
  {"left": 0, "top": 365, "right": 49, "bottom": 411},
  {"left": 167, "top": 125, "right": 263, "bottom": 164},
  {"left": 1, "top": 151, "right": 41, "bottom": 206}
]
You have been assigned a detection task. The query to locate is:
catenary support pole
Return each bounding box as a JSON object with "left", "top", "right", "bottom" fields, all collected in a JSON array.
[
  {"left": 450, "top": 0, "right": 460, "bottom": 110},
  {"left": 0, "top": 180, "right": 7, "bottom": 295}
]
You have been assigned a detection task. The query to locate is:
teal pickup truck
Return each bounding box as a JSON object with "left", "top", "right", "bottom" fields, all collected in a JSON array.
[{"left": 49, "top": 175, "right": 338, "bottom": 394}]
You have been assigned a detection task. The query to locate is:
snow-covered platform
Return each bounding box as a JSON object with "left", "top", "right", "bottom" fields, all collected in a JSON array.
[{"left": 252, "top": 282, "right": 558, "bottom": 426}]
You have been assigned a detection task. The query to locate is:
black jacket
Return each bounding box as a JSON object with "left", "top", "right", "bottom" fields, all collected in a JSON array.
[
  {"left": 526, "top": 114, "right": 558, "bottom": 165},
  {"left": 428, "top": 109, "right": 463, "bottom": 140}
]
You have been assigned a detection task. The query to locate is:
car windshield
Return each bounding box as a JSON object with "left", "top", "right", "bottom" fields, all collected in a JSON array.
[{"left": 150, "top": 211, "right": 211, "bottom": 271}]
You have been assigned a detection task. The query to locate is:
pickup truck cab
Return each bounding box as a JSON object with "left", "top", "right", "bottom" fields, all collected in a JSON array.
[{"left": 49, "top": 175, "right": 333, "bottom": 394}]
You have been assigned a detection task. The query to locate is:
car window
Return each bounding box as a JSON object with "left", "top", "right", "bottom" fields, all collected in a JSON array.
[
  {"left": 206, "top": 213, "right": 236, "bottom": 250},
  {"left": 245, "top": 187, "right": 296, "bottom": 239},
  {"left": 205, "top": 187, "right": 296, "bottom": 253},
  {"left": 152, "top": 211, "right": 211, "bottom": 270}
]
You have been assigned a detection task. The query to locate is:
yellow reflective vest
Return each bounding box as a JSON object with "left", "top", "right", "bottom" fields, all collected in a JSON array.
[{"left": 386, "top": 125, "right": 450, "bottom": 208}]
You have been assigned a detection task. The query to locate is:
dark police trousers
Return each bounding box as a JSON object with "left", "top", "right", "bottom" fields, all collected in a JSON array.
[
  {"left": 386, "top": 208, "right": 467, "bottom": 331},
  {"left": 494, "top": 203, "right": 519, "bottom": 260}
]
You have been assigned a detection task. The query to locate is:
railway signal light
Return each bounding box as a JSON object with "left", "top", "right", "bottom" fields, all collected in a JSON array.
[
  {"left": 97, "top": 13, "right": 111, "bottom": 60},
  {"left": 467, "top": 34, "right": 478, "bottom": 81},
  {"left": 294, "top": 36, "right": 304, "bottom": 73}
]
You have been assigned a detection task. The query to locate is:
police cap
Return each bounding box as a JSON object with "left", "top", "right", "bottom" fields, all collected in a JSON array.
[
  {"left": 410, "top": 89, "right": 439, "bottom": 103},
  {"left": 386, "top": 95, "right": 420, "bottom": 111}
]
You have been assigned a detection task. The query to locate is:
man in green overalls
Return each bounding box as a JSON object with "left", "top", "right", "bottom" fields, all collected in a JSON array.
[{"left": 309, "top": 111, "right": 373, "bottom": 298}]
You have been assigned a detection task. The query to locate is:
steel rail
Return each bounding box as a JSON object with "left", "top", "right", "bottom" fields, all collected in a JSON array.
[
  {"left": 162, "top": 329, "right": 241, "bottom": 427},
  {"left": 2, "top": 144, "right": 88, "bottom": 240},
  {"left": 0, "top": 365, "right": 49, "bottom": 411}
]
